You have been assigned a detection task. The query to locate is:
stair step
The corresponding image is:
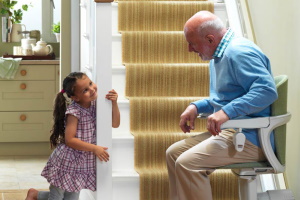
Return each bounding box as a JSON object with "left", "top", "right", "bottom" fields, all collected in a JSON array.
[
  {"left": 79, "top": 170, "right": 139, "bottom": 200},
  {"left": 112, "top": 133, "right": 134, "bottom": 171},
  {"left": 111, "top": 2, "right": 227, "bottom": 65},
  {"left": 113, "top": 170, "right": 140, "bottom": 200}
]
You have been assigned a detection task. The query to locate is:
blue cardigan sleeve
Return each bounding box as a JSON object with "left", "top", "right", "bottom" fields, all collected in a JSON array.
[{"left": 191, "top": 99, "right": 214, "bottom": 114}]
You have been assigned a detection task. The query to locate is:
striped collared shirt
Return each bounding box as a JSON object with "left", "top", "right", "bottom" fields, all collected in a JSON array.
[{"left": 213, "top": 28, "right": 235, "bottom": 58}]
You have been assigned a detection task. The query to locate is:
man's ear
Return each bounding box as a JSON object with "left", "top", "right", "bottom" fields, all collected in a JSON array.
[{"left": 205, "top": 35, "right": 215, "bottom": 44}]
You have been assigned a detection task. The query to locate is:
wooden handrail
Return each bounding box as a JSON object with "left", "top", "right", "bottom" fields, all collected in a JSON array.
[{"left": 94, "top": 0, "right": 114, "bottom": 3}]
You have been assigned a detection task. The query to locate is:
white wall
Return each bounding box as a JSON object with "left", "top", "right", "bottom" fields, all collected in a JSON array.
[{"left": 247, "top": 1, "right": 300, "bottom": 199}]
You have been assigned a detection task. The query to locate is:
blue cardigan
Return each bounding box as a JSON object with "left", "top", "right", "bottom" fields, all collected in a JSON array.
[{"left": 192, "top": 36, "right": 278, "bottom": 148}]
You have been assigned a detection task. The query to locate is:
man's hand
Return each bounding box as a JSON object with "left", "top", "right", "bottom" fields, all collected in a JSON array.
[
  {"left": 207, "top": 109, "right": 229, "bottom": 136},
  {"left": 179, "top": 104, "right": 198, "bottom": 133}
]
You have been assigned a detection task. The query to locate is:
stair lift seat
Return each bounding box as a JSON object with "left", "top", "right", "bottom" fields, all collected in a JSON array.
[{"left": 198, "top": 75, "right": 292, "bottom": 200}]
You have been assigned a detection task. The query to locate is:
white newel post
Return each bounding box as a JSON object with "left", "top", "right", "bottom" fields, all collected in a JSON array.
[{"left": 94, "top": 1, "right": 113, "bottom": 199}]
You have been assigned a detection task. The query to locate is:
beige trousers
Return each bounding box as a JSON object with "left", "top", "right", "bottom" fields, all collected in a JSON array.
[{"left": 166, "top": 129, "right": 266, "bottom": 200}]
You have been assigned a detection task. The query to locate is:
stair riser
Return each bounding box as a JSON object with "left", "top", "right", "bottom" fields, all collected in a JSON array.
[
  {"left": 80, "top": 177, "right": 139, "bottom": 200},
  {"left": 113, "top": 177, "right": 140, "bottom": 200},
  {"left": 112, "top": 66, "right": 126, "bottom": 100},
  {"left": 112, "top": 138, "right": 134, "bottom": 171}
]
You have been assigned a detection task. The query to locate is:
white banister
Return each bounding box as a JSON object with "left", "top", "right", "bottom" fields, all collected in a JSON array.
[
  {"left": 224, "top": 0, "right": 256, "bottom": 42},
  {"left": 95, "top": 3, "right": 113, "bottom": 200}
]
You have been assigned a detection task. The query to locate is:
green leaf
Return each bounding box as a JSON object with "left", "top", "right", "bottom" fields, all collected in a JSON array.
[
  {"left": 22, "top": 4, "right": 28, "bottom": 11},
  {"left": 1, "top": 0, "right": 29, "bottom": 24},
  {"left": 0, "top": 8, "right": 8, "bottom": 14},
  {"left": 52, "top": 21, "right": 60, "bottom": 33},
  {"left": 11, "top": 1, "right": 17, "bottom": 7}
]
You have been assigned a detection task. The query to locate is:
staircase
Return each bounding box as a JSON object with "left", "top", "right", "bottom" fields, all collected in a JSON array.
[{"left": 80, "top": 1, "right": 231, "bottom": 199}]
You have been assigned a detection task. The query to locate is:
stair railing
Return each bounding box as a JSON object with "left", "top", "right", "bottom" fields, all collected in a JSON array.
[{"left": 224, "top": 0, "right": 256, "bottom": 42}]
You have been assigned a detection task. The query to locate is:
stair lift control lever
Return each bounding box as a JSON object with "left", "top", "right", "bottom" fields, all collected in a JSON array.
[
  {"left": 233, "top": 128, "right": 246, "bottom": 152},
  {"left": 198, "top": 114, "right": 246, "bottom": 152}
]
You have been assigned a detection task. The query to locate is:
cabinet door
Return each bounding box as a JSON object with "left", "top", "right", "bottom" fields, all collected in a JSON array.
[
  {"left": 0, "top": 111, "right": 52, "bottom": 142},
  {"left": 0, "top": 81, "right": 56, "bottom": 111}
]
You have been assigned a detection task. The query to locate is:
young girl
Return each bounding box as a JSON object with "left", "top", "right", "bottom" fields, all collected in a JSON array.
[{"left": 26, "top": 72, "right": 120, "bottom": 200}]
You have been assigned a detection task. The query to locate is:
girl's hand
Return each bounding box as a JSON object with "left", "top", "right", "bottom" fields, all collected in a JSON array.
[
  {"left": 106, "top": 89, "right": 118, "bottom": 102},
  {"left": 93, "top": 145, "right": 109, "bottom": 162}
]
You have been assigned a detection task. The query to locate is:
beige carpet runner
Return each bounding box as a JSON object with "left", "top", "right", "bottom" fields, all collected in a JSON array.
[
  {"left": 125, "top": 64, "right": 209, "bottom": 97},
  {"left": 122, "top": 31, "right": 210, "bottom": 64},
  {"left": 118, "top": 1, "right": 239, "bottom": 199},
  {"left": 119, "top": 2, "right": 214, "bottom": 31}
]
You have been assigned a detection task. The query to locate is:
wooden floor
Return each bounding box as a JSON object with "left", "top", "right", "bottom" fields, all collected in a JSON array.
[
  {"left": 0, "top": 190, "right": 28, "bottom": 200},
  {"left": 0, "top": 156, "right": 49, "bottom": 200},
  {"left": 0, "top": 156, "right": 92, "bottom": 200}
]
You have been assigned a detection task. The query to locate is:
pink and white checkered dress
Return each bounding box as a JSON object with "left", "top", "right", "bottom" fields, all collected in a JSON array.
[{"left": 41, "top": 100, "right": 96, "bottom": 192}]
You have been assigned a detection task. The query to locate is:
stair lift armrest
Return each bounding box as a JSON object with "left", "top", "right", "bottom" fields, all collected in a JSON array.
[
  {"left": 258, "top": 112, "right": 291, "bottom": 173},
  {"left": 220, "top": 117, "right": 270, "bottom": 129},
  {"left": 220, "top": 117, "right": 270, "bottom": 152},
  {"left": 198, "top": 114, "right": 271, "bottom": 129}
]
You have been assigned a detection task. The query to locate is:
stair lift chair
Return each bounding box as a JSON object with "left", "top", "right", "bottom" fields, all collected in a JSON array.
[{"left": 200, "top": 75, "right": 292, "bottom": 200}]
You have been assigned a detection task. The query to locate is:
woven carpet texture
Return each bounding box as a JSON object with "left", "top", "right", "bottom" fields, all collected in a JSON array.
[{"left": 119, "top": 1, "right": 213, "bottom": 31}]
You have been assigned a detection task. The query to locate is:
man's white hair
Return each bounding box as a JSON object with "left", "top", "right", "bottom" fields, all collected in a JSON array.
[{"left": 198, "top": 17, "right": 225, "bottom": 36}]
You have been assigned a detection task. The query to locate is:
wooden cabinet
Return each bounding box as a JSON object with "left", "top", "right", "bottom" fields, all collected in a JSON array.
[{"left": 0, "top": 61, "right": 59, "bottom": 142}]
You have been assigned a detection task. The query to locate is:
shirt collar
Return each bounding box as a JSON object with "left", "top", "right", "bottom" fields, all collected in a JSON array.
[{"left": 213, "top": 28, "right": 235, "bottom": 58}]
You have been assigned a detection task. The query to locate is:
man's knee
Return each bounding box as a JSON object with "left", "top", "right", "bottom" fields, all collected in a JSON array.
[
  {"left": 175, "top": 154, "right": 192, "bottom": 171},
  {"left": 166, "top": 143, "right": 177, "bottom": 161}
]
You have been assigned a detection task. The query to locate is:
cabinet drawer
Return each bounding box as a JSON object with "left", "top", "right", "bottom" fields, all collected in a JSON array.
[
  {"left": 0, "top": 65, "right": 57, "bottom": 81},
  {"left": 0, "top": 111, "right": 52, "bottom": 142},
  {"left": 0, "top": 81, "right": 56, "bottom": 111}
]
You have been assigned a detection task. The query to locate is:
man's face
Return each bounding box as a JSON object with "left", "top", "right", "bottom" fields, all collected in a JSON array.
[{"left": 185, "top": 31, "right": 214, "bottom": 61}]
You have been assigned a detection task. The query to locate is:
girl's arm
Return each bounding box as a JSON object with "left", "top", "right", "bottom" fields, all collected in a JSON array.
[
  {"left": 106, "top": 89, "right": 120, "bottom": 128},
  {"left": 65, "top": 114, "right": 109, "bottom": 162}
]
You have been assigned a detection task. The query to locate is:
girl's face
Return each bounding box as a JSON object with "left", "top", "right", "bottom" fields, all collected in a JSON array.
[{"left": 71, "top": 75, "right": 98, "bottom": 107}]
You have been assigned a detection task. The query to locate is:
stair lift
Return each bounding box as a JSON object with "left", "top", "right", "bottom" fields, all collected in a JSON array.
[{"left": 199, "top": 75, "right": 294, "bottom": 200}]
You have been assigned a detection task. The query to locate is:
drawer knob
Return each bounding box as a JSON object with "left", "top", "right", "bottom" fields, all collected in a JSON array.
[
  {"left": 20, "top": 83, "right": 27, "bottom": 90},
  {"left": 20, "top": 114, "right": 27, "bottom": 121},
  {"left": 20, "top": 70, "right": 27, "bottom": 76}
]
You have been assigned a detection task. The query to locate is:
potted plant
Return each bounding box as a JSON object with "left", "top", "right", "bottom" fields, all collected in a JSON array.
[
  {"left": 0, "top": 0, "right": 30, "bottom": 42},
  {"left": 0, "top": 0, "right": 29, "bottom": 23},
  {"left": 52, "top": 21, "right": 60, "bottom": 42}
]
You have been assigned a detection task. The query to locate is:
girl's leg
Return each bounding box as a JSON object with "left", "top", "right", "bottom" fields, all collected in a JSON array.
[
  {"left": 25, "top": 188, "right": 50, "bottom": 200},
  {"left": 64, "top": 191, "right": 80, "bottom": 200},
  {"left": 37, "top": 191, "right": 50, "bottom": 200},
  {"left": 25, "top": 185, "right": 79, "bottom": 200},
  {"left": 48, "top": 185, "right": 64, "bottom": 200}
]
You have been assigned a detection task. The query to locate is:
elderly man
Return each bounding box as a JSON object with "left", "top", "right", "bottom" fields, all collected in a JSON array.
[{"left": 166, "top": 11, "right": 278, "bottom": 200}]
